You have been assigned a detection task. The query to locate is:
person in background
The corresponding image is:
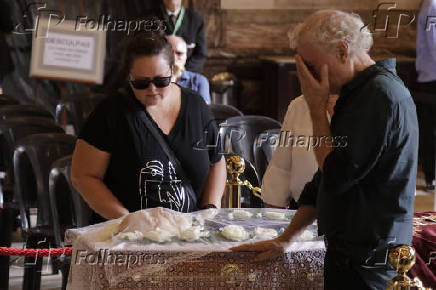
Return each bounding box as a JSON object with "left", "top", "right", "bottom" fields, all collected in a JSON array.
[
  {"left": 167, "top": 35, "right": 211, "bottom": 104},
  {"left": 415, "top": 0, "right": 436, "bottom": 190},
  {"left": 0, "top": 0, "right": 14, "bottom": 93},
  {"left": 261, "top": 94, "right": 338, "bottom": 208},
  {"left": 159, "top": 0, "right": 207, "bottom": 73},
  {"left": 72, "top": 33, "right": 226, "bottom": 224},
  {"left": 232, "top": 10, "right": 418, "bottom": 289}
]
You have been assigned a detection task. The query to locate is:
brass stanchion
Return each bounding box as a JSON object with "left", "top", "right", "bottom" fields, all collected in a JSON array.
[
  {"left": 387, "top": 245, "right": 431, "bottom": 290},
  {"left": 223, "top": 155, "right": 262, "bottom": 208}
]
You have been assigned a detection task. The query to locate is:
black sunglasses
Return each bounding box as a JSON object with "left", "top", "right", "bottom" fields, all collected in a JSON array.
[{"left": 129, "top": 76, "right": 172, "bottom": 90}]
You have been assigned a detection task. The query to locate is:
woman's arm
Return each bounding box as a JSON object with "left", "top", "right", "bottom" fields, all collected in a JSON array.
[
  {"left": 199, "top": 157, "right": 226, "bottom": 208},
  {"left": 71, "top": 139, "right": 129, "bottom": 219}
]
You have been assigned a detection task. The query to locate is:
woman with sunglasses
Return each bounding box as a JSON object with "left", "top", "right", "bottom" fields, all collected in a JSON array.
[{"left": 71, "top": 33, "right": 226, "bottom": 224}]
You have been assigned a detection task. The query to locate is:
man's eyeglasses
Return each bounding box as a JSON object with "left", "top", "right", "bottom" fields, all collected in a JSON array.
[{"left": 129, "top": 75, "right": 172, "bottom": 90}]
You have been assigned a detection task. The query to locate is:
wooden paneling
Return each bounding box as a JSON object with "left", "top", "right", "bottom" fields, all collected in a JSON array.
[
  {"left": 197, "top": 0, "right": 418, "bottom": 117},
  {"left": 221, "top": 0, "right": 277, "bottom": 10},
  {"left": 194, "top": 2, "right": 418, "bottom": 54},
  {"left": 221, "top": 0, "right": 421, "bottom": 10}
]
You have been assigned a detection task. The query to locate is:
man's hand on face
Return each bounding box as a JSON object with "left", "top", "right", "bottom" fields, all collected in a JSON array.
[
  {"left": 295, "top": 55, "right": 330, "bottom": 116},
  {"left": 230, "top": 236, "right": 291, "bottom": 262}
]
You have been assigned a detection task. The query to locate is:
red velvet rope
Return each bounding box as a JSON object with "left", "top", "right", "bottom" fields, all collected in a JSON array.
[{"left": 0, "top": 247, "right": 72, "bottom": 257}]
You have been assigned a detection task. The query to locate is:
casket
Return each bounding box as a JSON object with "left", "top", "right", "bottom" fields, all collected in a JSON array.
[{"left": 65, "top": 208, "right": 326, "bottom": 290}]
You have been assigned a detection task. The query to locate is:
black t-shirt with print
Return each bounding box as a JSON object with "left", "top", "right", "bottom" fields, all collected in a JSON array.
[{"left": 78, "top": 86, "right": 222, "bottom": 223}]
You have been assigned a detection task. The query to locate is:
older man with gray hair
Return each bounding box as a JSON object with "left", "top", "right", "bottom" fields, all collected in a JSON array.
[
  {"left": 232, "top": 10, "right": 418, "bottom": 289},
  {"left": 167, "top": 35, "right": 211, "bottom": 104}
]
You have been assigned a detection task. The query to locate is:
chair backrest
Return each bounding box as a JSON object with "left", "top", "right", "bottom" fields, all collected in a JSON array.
[
  {"left": 208, "top": 104, "right": 243, "bottom": 125},
  {"left": 0, "top": 118, "right": 64, "bottom": 189},
  {"left": 65, "top": 163, "right": 92, "bottom": 229},
  {"left": 49, "top": 155, "right": 91, "bottom": 246},
  {"left": 55, "top": 93, "right": 106, "bottom": 134},
  {"left": 253, "top": 128, "right": 280, "bottom": 180},
  {"left": 0, "top": 105, "right": 53, "bottom": 121},
  {"left": 13, "top": 133, "right": 76, "bottom": 232},
  {"left": 219, "top": 116, "right": 281, "bottom": 164},
  {"left": 0, "top": 94, "right": 19, "bottom": 106},
  {"left": 49, "top": 156, "right": 74, "bottom": 247}
]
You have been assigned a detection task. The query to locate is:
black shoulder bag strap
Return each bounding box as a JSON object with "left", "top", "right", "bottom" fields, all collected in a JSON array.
[{"left": 135, "top": 110, "right": 198, "bottom": 210}]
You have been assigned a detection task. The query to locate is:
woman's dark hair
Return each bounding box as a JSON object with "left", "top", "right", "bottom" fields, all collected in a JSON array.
[{"left": 121, "top": 31, "right": 174, "bottom": 74}]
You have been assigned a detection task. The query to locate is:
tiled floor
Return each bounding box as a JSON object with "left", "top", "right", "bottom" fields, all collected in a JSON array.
[{"left": 7, "top": 172, "right": 436, "bottom": 290}]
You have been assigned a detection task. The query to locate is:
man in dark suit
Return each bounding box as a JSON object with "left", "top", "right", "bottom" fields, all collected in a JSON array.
[{"left": 159, "top": 0, "right": 207, "bottom": 73}]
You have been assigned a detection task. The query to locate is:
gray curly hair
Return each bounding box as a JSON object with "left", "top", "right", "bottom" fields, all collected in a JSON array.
[{"left": 289, "top": 10, "right": 373, "bottom": 57}]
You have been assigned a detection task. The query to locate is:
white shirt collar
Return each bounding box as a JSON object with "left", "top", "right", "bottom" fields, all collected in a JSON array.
[{"left": 167, "top": 7, "right": 181, "bottom": 16}]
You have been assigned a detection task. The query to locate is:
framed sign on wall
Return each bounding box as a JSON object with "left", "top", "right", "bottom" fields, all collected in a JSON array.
[{"left": 30, "top": 17, "right": 106, "bottom": 84}]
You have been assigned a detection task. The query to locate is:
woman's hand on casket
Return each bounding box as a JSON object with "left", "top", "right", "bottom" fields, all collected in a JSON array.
[
  {"left": 229, "top": 236, "right": 292, "bottom": 262},
  {"left": 118, "top": 210, "right": 152, "bottom": 233},
  {"left": 118, "top": 212, "right": 137, "bottom": 233},
  {"left": 71, "top": 139, "right": 129, "bottom": 220}
]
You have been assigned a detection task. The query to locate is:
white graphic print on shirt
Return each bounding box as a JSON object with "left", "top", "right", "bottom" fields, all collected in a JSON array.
[{"left": 138, "top": 160, "right": 189, "bottom": 211}]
